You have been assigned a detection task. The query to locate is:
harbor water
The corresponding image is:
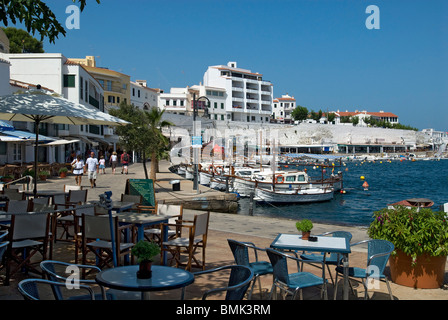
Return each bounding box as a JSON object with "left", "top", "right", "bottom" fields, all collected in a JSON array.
[{"left": 237, "top": 159, "right": 448, "bottom": 227}]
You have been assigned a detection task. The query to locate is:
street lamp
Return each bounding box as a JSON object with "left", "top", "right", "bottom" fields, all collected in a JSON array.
[{"left": 192, "top": 93, "right": 210, "bottom": 191}]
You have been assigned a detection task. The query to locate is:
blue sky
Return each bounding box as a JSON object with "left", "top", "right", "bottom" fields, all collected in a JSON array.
[{"left": 11, "top": 0, "right": 448, "bottom": 130}]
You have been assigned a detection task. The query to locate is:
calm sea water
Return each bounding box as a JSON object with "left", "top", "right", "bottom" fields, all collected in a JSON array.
[{"left": 237, "top": 159, "right": 448, "bottom": 227}]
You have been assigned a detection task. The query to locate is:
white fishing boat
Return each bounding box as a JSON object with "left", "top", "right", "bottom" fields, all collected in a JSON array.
[{"left": 254, "top": 186, "right": 334, "bottom": 203}]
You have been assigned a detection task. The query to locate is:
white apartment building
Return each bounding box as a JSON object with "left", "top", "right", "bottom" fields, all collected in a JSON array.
[
  {"left": 6, "top": 53, "right": 109, "bottom": 163},
  {"left": 203, "top": 61, "right": 273, "bottom": 123},
  {"left": 159, "top": 87, "right": 189, "bottom": 115},
  {"left": 273, "top": 94, "right": 296, "bottom": 123},
  {"left": 130, "top": 80, "right": 159, "bottom": 110}
]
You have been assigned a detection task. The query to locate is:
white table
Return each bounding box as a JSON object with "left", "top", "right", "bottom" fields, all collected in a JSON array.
[{"left": 270, "top": 233, "right": 351, "bottom": 300}]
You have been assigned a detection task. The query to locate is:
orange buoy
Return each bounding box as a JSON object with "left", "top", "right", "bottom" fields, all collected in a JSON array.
[{"left": 362, "top": 181, "right": 369, "bottom": 190}]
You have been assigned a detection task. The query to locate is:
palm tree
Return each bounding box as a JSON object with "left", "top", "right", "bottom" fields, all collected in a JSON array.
[{"left": 144, "top": 108, "right": 173, "bottom": 181}]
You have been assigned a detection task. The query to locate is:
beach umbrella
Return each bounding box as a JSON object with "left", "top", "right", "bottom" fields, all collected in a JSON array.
[{"left": 0, "top": 92, "right": 130, "bottom": 196}]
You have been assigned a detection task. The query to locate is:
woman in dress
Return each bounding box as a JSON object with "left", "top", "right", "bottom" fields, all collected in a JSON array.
[{"left": 71, "top": 155, "right": 85, "bottom": 186}]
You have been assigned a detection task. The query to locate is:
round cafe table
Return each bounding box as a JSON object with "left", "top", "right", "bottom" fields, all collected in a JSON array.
[{"left": 95, "top": 265, "right": 194, "bottom": 300}]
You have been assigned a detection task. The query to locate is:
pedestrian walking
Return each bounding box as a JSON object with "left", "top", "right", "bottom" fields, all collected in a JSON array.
[
  {"left": 71, "top": 155, "right": 84, "bottom": 186},
  {"left": 121, "top": 150, "right": 130, "bottom": 174},
  {"left": 99, "top": 156, "right": 106, "bottom": 174},
  {"left": 110, "top": 151, "right": 118, "bottom": 174},
  {"left": 85, "top": 151, "right": 99, "bottom": 188}
]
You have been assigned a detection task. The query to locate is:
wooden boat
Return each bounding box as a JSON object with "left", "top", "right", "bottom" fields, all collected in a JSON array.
[{"left": 254, "top": 186, "right": 334, "bottom": 203}]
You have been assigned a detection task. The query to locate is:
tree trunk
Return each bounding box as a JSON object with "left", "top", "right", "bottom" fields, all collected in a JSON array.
[
  {"left": 142, "top": 150, "right": 149, "bottom": 179},
  {"left": 150, "top": 151, "right": 157, "bottom": 181}
]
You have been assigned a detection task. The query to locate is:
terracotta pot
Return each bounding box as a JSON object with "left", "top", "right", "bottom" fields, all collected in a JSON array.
[
  {"left": 301, "top": 231, "right": 311, "bottom": 241},
  {"left": 137, "top": 261, "right": 152, "bottom": 279},
  {"left": 39, "top": 175, "right": 47, "bottom": 181},
  {"left": 60, "top": 172, "right": 67, "bottom": 178},
  {"left": 389, "top": 249, "right": 447, "bottom": 289}
]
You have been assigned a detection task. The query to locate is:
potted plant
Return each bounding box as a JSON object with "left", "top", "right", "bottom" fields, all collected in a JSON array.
[
  {"left": 296, "top": 219, "right": 313, "bottom": 240},
  {"left": 131, "top": 240, "right": 161, "bottom": 279},
  {"left": 59, "top": 167, "right": 68, "bottom": 178},
  {"left": 38, "top": 170, "right": 50, "bottom": 181},
  {"left": 368, "top": 206, "right": 448, "bottom": 289}
]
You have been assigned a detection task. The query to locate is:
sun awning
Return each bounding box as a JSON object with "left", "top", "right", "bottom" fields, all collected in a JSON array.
[
  {"left": 40, "top": 139, "right": 80, "bottom": 146},
  {"left": 3, "top": 130, "right": 56, "bottom": 143}
]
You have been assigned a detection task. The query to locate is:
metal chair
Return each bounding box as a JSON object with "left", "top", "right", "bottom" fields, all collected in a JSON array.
[
  {"left": 193, "top": 265, "right": 254, "bottom": 300},
  {"left": 161, "top": 211, "right": 209, "bottom": 271},
  {"left": 18, "top": 278, "right": 95, "bottom": 300},
  {"left": 266, "top": 248, "right": 328, "bottom": 300},
  {"left": 40, "top": 260, "right": 115, "bottom": 300},
  {"left": 0, "top": 231, "right": 9, "bottom": 262},
  {"left": 227, "top": 239, "right": 273, "bottom": 299},
  {"left": 333, "top": 239, "right": 394, "bottom": 300},
  {"left": 120, "top": 193, "right": 142, "bottom": 211},
  {"left": 300, "top": 231, "right": 352, "bottom": 285}
]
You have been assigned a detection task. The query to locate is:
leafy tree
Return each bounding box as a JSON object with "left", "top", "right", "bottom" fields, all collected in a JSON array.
[
  {"left": 351, "top": 116, "right": 359, "bottom": 126},
  {"left": 291, "top": 105, "right": 308, "bottom": 122},
  {"left": 109, "top": 103, "right": 173, "bottom": 180},
  {"left": 327, "top": 112, "right": 335, "bottom": 123},
  {"left": 0, "top": 0, "right": 100, "bottom": 43},
  {"left": 2, "top": 27, "right": 44, "bottom": 53},
  {"left": 145, "top": 107, "right": 173, "bottom": 180},
  {"left": 109, "top": 103, "right": 153, "bottom": 179}
]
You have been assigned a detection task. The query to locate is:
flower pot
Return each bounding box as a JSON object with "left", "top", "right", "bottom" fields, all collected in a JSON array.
[
  {"left": 60, "top": 172, "right": 67, "bottom": 178},
  {"left": 301, "top": 231, "right": 311, "bottom": 241},
  {"left": 39, "top": 175, "right": 47, "bottom": 181},
  {"left": 137, "top": 261, "right": 152, "bottom": 279},
  {"left": 389, "top": 249, "right": 447, "bottom": 289}
]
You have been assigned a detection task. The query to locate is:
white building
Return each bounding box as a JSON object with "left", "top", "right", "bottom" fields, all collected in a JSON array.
[
  {"left": 159, "top": 87, "right": 189, "bottom": 115},
  {"left": 273, "top": 94, "right": 296, "bottom": 123},
  {"left": 203, "top": 61, "right": 273, "bottom": 123},
  {"left": 130, "top": 80, "right": 159, "bottom": 110},
  {"left": 6, "top": 53, "right": 109, "bottom": 163}
]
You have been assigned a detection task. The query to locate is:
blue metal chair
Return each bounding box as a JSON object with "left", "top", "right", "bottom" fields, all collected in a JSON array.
[
  {"left": 266, "top": 248, "right": 328, "bottom": 300},
  {"left": 333, "top": 239, "right": 394, "bottom": 300},
  {"left": 0, "top": 231, "right": 9, "bottom": 264},
  {"left": 193, "top": 265, "right": 254, "bottom": 300},
  {"left": 227, "top": 239, "right": 274, "bottom": 299},
  {"left": 300, "top": 231, "right": 352, "bottom": 285},
  {"left": 40, "top": 260, "right": 115, "bottom": 300},
  {"left": 18, "top": 278, "right": 95, "bottom": 300}
]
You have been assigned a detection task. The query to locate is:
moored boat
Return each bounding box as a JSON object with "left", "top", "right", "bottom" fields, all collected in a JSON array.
[{"left": 254, "top": 186, "right": 334, "bottom": 203}]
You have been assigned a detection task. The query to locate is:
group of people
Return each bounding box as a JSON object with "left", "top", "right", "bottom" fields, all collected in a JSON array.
[{"left": 70, "top": 150, "right": 131, "bottom": 188}]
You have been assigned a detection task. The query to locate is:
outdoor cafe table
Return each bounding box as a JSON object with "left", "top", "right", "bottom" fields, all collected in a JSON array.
[
  {"left": 95, "top": 265, "right": 194, "bottom": 300},
  {"left": 112, "top": 212, "right": 170, "bottom": 265},
  {"left": 270, "top": 233, "right": 351, "bottom": 300}
]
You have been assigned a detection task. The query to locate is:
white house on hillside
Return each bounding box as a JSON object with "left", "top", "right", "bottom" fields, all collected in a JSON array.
[{"left": 130, "top": 80, "right": 160, "bottom": 110}]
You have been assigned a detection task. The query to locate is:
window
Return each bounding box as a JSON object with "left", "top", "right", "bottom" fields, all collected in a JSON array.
[
  {"left": 286, "top": 176, "right": 295, "bottom": 182},
  {"left": 80, "top": 77, "right": 84, "bottom": 98},
  {"left": 138, "top": 90, "right": 140, "bottom": 98},
  {"left": 214, "top": 102, "right": 217, "bottom": 108},
  {"left": 221, "top": 103, "right": 224, "bottom": 109},
  {"left": 106, "top": 80, "right": 112, "bottom": 91},
  {"left": 63, "top": 75, "right": 76, "bottom": 88},
  {"left": 297, "top": 175, "right": 306, "bottom": 182},
  {"left": 221, "top": 115, "right": 224, "bottom": 120},
  {"left": 132, "top": 88, "right": 135, "bottom": 96}
]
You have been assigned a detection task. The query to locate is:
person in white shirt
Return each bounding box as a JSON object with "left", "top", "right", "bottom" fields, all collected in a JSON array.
[
  {"left": 85, "top": 151, "right": 99, "bottom": 188},
  {"left": 71, "top": 155, "right": 84, "bottom": 186}
]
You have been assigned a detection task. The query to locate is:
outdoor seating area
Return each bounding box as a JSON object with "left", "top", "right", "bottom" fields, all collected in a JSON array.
[{"left": 0, "top": 162, "right": 446, "bottom": 301}]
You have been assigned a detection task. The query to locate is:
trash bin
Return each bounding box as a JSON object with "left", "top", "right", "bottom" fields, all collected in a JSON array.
[{"left": 170, "top": 180, "right": 180, "bottom": 191}]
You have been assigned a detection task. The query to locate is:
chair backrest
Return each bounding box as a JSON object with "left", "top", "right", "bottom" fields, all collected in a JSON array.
[
  {"left": 227, "top": 239, "right": 251, "bottom": 266},
  {"left": 12, "top": 212, "right": 49, "bottom": 241},
  {"left": 68, "top": 190, "right": 88, "bottom": 203},
  {"left": 74, "top": 204, "right": 95, "bottom": 217},
  {"left": 64, "top": 185, "right": 82, "bottom": 192},
  {"left": 82, "top": 214, "right": 113, "bottom": 241},
  {"left": 326, "top": 231, "right": 352, "bottom": 261},
  {"left": 18, "top": 278, "right": 94, "bottom": 300},
  {"left": 193, "top": 211, "right": 210, "bottom": 238},
  {"left": 6, "top": 199, "right": 30, "bottom": 213},
  {"left": 266, "top": 248, "right": 290, "bottom": 286},
  {"left": 3, "top": 189, "right": 25, "bottom": 200},
  {"left": 196, "top": 265, "right": 254, "bottom": 300},
  {"left": 120, "top": 194, "right": 142, "bottom": 204},
  {"left": 52, "top": 194, "right": 67, "bottom": 206},
  {"left": 157, "top": 204, "right": 183, "bottom": 224},
  {"left": 0, "top": 231, "right": 9, "bottom": 262},
  {"left": 367, "top": 239, "right": 394, "bottom": 275}
]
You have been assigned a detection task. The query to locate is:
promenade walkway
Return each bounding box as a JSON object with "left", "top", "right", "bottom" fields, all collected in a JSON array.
[{"left": 0, "top": 160, "right": 447, "bottom": 300}]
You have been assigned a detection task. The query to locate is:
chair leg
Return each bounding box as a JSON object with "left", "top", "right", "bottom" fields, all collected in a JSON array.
[{"left": 385, "top": 278, "right": 394, "bottom": 300}]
